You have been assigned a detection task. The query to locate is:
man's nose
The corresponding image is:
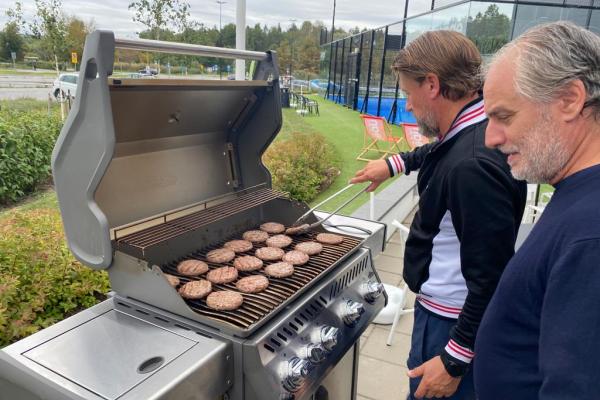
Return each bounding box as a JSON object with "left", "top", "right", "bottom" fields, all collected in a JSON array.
[{"left": 485, "top": 121, "right": 505, "bottom": 149}]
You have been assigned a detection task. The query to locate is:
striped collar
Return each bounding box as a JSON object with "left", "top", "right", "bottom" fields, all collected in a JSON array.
[{"left": 438, "top": 97, "right": 486, "bottom": 144}]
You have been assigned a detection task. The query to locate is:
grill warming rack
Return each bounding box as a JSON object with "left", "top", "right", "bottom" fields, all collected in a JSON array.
[{"left": 114, "top": 187, "right": 285, "bottom": 258}]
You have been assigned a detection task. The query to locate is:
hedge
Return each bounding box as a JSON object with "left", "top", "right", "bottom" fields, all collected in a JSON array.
[
  {"left": 0, "top": 109, "right": 62, "bottom": 204},
  {"left": 263, "top": 131, "right": 340, "bottom": 202},
  {"left": 0, "top": 208, "right": 110, "bottom": 347}
]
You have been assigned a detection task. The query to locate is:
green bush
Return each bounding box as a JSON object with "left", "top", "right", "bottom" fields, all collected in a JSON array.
[
  {"left": 0, "top": 208, "right": 110, "bottom": 347},
  {"left": 263, "top": 132, "right": 340, "bottom": 202},
  {"left": 0, "top": 109, "right": 62, "bottom": 204}
]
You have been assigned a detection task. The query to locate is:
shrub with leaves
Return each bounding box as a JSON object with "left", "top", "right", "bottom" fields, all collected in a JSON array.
[
  {"left": 0, "top": 109, "right": 62, "bottom": 204},
  {"left": 263, "top": 132, "right": 340, "bottom": 202},
  {"left": 0, "top": 208, "right": 110, "bottom": 347}
]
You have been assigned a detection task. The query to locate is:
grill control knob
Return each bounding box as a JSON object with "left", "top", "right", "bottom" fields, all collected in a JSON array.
[
  {"left": 283, "top": 357, "right": 310, "bottom": 392},
  {"left": 319, "top": 326, "right": 339, "bottom": 352},
  {"left": 364, "top": 280, "right": 384, "bottom": 303},
  {"left": 304, "top": 343, "right": 327, "bottom": 364},
  {"left": 343, "top": 300, "right": 365, "bottom": 327}
]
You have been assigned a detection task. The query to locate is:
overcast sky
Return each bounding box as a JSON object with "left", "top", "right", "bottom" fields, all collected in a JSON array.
[{"left": 0, "top": 0, "right": 414, "bottom": 38}]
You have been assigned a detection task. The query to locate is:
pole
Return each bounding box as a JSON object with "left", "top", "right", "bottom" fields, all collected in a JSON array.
[
  {"left": 217, "top": 0, "right": 227, "bottom": 79},
  {"left": 331, "top": 0, "right": 336, "bottom": 42},
  {"left": 289, "top": 19, "right": 296, "bottom": 79},
  {"left": 235, "top": 0, "right": 246, "bottom": 80}
]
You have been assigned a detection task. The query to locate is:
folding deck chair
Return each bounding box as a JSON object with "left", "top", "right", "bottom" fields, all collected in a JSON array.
[{"left": 357, "top": 115, "right": 404, "bottom": 162}]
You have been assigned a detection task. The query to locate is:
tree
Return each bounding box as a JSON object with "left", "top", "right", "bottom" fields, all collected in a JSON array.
[
  {"left": 0, "top": 23, "right": 24, "bottom": 61},
  {"left": 30, "top": 0, "right": 69, "bottom": 70},
  {"left": 128, "top": 0, "right": 191, "bottom": 40},
  {"left": 65, "top": 17, "right": 95, "bottom": 64},
  {"left": 1, "top": 1, "right": 25, "bottom": 61},
  {"left": 466, "top": 4, "right": 511, "bottom": 55}
]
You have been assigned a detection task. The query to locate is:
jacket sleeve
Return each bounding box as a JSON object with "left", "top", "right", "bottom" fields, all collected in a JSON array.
[
  {"left": 538, "top": 239, "right": 600, "bottom": 399},
  {"left": 385, "top": 142, "right": 437, "bottom": 176},
  {"left": 442, "top": 158, "right": 523, "bottom": 368}
]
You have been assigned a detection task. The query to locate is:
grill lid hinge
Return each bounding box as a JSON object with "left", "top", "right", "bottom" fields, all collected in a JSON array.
[{"left": 225, "top": 143, "right": 239, "bottom": 188}]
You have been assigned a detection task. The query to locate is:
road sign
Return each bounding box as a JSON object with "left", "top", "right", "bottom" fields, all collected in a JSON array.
[
  {"left": 71, "top": 52, "right": 78, "bottom": 64},
  {"left": 11, "top": 52, "right": 16, "bottom": 61}
]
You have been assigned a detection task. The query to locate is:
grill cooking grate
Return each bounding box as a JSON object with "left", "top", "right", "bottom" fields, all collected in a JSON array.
[{"left": 160, "top": 230, "right": 362, "bottom": 331}]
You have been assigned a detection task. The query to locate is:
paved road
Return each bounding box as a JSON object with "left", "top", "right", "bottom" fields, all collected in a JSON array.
[{"left": 0, "top": 74, "right": 55, "bottom": 100}]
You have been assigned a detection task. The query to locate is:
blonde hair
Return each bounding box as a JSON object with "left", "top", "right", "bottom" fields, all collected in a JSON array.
[{"left": 392, "top": 30, "right": 482, "bottom": 101}]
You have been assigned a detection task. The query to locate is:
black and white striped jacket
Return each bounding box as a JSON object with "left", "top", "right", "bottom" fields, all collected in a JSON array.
[{"left": 386, "top": 97, "right": 526, "bottom": 367}]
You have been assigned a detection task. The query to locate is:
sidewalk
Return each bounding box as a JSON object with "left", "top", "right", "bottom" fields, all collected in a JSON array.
[{"left": 358, "top": 229, "right": 416, "bottom": 400}]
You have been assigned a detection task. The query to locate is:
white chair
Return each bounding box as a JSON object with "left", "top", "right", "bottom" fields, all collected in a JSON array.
[{"left": 372, "top": 220, "right": 415, "bottom": 346}]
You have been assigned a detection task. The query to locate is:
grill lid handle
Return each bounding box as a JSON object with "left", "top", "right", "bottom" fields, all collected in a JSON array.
[{"left": 115, "top": 37, "right": 269, "bottom": 61}]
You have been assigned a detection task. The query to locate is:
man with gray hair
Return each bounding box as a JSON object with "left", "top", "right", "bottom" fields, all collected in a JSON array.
[{"left": 475, "top": 21, "right": 600, "bottom": 399}]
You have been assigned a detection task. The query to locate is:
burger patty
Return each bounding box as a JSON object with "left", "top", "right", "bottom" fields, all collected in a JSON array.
[
  {"left": 266, "top": 234, "right": 293, "bottom": 248},
  {"left": 260, "top": 222, "right": 285, "bottom": 234},
  {"left": 206, "top": 291, "right": 244, "bottom": 311},
  {"left": 255, "top": 246, "right": 285, "bottom": 261},
  {"left": 233, "top": 255, "right": 264, "bottom": 272},
  {"left": 178, "top": 279, "right": 212, "bottom": 299},
  {"left": 264, "top": 262, "right": 295, "bottom": 278},
  {"left": 316, "top": 233, "right": 344, "bottom": 245},
  {"left": 206, "top": 248, "right": 236, "bottom": 264},
  {"left": 164, "top": 273, "right": 180, "bottom": 288},
  {"left": 282, "top": 250, "right": 310, "bottom": 266},
  {"left": 285, "top": 224, "right": 309, "bottom": 235},
  {"left": 207, "top": 266, "right": 239, "bottom": 284},
  {"left": 294, "top": 241, "right": 323, "bottom": 256},
  {"left": 176, "top": 259, "right": 209, "bottom": 276},
  {"left": 242, "top": 230, "right": 270, "bottom": 243},
  {"left": 236, "top": 275, "right": 270, "bottom": 293},
  {"left": 224, "top": 239, "right": 253, "bottom": 253}
]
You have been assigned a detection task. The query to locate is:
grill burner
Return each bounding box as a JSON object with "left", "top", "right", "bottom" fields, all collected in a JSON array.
[{"left": 161, "top": 230, "right": 362, "bottom": 330}]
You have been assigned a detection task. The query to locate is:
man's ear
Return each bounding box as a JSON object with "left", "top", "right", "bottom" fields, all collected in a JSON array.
[
  {"left": 423, "top": 73, "right": 441, "bottom": 99},
  {"left": 556, "top": 79, "right": 586, "bottom": 123}
]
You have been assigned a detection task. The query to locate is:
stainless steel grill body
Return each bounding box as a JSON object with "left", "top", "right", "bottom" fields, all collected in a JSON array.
[{"left": 0, "top": 31, "right": 388, "bottom": 400}]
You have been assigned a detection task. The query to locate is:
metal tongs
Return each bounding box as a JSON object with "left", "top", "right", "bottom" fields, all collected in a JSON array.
[{"left": 288, "top": 184, "right": 370, "bottom": 234}]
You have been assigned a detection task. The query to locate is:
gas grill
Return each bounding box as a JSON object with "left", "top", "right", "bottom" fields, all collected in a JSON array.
[{"left": 0, "top": 31, "right": 387, "bottom": 400}]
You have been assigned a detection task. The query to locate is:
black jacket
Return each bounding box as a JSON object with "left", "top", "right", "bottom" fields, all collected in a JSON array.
[{"left": 387, "top": 97, "right": 526, "bottom": 369}]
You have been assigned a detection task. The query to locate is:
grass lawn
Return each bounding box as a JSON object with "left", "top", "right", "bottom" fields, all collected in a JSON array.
[
  {"left": 280, "top": 95, "right": 410, "bottom": 214},
  {"left": 0, "top": 68, "right": 57, "bottom": 76}
]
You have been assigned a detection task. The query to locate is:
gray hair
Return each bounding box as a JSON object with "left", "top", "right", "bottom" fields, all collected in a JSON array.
[{"left": 488, "top": 21, "right": 600, "bottom": 120}]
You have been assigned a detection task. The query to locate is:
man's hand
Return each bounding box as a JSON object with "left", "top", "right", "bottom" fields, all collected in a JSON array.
[
  {"left": 408, "top": 356, "right": 461, "bottom": 399},
  {"left": 349, "top": 159, "right": 391, "bottom": 192}
]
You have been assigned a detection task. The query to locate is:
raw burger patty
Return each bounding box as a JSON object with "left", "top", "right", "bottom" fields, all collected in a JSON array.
[
  {"left": 316, "top": 233, "right": 344, "bottom": 245},
  {"left": 206, "top": 291, "right": 244, "bottom": 311},
  {"left": 176, "top": 259, "right": 209, "bottom": 276},
  {"left": 255, "top": 246, "right": 285, "bottom": 261},
  {"left": 294, "top": 241, "right": 323, "bottom": 256},
  {"left": 266, "top": 234, "right": 293, "bottom": 248},
  {"left": 206, "top": 248, "right": 236, "bottom": 264},
  {"left": 224, "top": 239, "right": 253, "bottom": 253},
  {"left": 207, "top": 266, "right": 239, "bottom": 284},
  {"left": 236, "top": 275, "right": 269, "bottom": 293},
  {"left": 243, "top": 230, "right": 269, "bottom": 243},
  {"left": 264, "top": 262, "right": 295, "bottom": 278},
  {"left": 178, "top": 279, "right": 212, "bottom": 299},
  {"left": 283, "top": 250, "right": 310, "bottom": 266},
  {"left": 233, "top": 255, "right": 264, "bottom": 272},
  {"left": 285, "top": 224, "right": 309, "bottom": 235},
  {"left": 260, "top": 222, "right": 286, "bottom": 234},
  {"left": 164, "top": 274, "right": 180, "bottom": 287}
]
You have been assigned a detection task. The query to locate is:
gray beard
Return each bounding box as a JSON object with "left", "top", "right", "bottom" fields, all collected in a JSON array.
[
  {"left": 502, "top": 110, "right": 570, "bottom": 183},
  {"left": 416, "top": 113, "right": 440, "bottom": 139}
]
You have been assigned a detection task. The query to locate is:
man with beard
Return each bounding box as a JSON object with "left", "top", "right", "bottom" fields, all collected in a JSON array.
[
  {"left": 350, "top": 31, "right": 526, "bottom": 399},
  {"left": 475, "top": 22, "right": 600, "bottom": 399}
]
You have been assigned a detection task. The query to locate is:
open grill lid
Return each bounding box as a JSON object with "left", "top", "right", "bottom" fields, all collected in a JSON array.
[{"left": 51, "top": 30, "right": 282, "bottom": 270}]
